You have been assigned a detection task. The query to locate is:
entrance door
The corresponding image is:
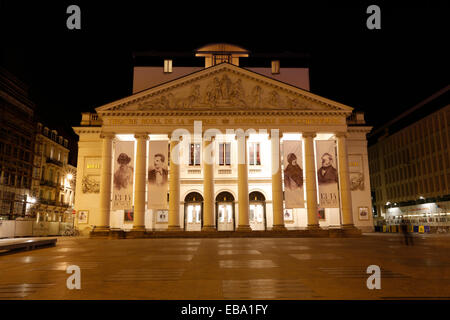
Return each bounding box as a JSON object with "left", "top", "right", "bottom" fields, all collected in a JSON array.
[
  {"left": 184, "top": 192, "right": 203, "bottom": 231},
  {"left": 249, "top": 191, "right": 266, "bottom": 230},
  {"left": 216, "top": 191, "right": 235, "bottom": 231},
  {"left": 249, "top": 203, "right": 265, "bottom": 230},
  {"left": 185, "top": 203, "right": 202, "bottom": 231},
  {"left": 217, "top": 203, "right": 234, "bottom": 231}
]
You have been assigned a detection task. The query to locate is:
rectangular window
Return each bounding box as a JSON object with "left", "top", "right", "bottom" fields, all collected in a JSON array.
[
  {"left": 271, "top": 60, "right": 280, "bottom": 74},
  {"left": 248, "top": 142, "right": 261, "bottom": 166},
  {"left": 164, "top": 59, "right": 172, "bottom": 73},
  {"left": 219, "top": 143, "right": 231, "bottom": 166},
  {"left": 189, "top": 143, "right": 201, "bottom": 166}
]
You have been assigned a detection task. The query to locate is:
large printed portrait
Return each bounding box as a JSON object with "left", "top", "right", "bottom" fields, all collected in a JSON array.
[
  {"left": 148, "top": 153, "right": 168, "bottom": 186},
  {"left": 283, "top": 140, "right": 305, "bottom": 209},
  {"left": 148, "top": 141, "right": 169, "bottom": 209},
  {"left": 113, "top": 153, "right": 134, "bottom": 190},
  {"left": 315, "top": 140, "right": 339, "bottom": 208},
  {"left": 317, "top": 152, "right": 338, "bottom": 185},
  {"left": 112, "top": 141, "right": 135, "bottom": 211}
]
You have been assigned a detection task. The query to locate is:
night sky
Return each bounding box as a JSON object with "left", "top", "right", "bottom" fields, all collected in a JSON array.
[{"left": 1, "top": 1, "right": 449, "bottom": 142}]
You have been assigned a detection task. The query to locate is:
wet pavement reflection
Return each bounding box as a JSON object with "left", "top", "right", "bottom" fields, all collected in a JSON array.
[{"left": 0, "top": 233, "right": 449, "bottom": 299}]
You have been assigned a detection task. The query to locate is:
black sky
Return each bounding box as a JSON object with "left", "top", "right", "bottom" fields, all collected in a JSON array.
[{"left": 1, "top": 1, "right": 449, "bottom": 139}]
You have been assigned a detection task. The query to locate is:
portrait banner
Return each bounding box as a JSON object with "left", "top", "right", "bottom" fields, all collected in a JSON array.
[
  {"left": 315, "top": 140, "right": 339, "bottom": 208},
  {"left": 112, "top": 141, "right": 135, "bottom": 210},
  {"left": 148, "top": 140, "right": 169, "bottom": 209},
  {"left": 283, "top": 140, "right": 304, "bottom": 208}
]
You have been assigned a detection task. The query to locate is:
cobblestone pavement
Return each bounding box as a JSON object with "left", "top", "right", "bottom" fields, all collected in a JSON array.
[{"left": 0, "top": 233, "right": 449, "bottom": 300}]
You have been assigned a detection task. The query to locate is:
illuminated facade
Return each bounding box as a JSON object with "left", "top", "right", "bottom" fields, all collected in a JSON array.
[
  {"left": 369, "top": 86, "right": 450, "bottom": 229},
  {"left": 73, "top": 44, "right": 373, "bottom": 235},
  {"left": 31, "top": 123, "right": 76, "bottom": 222}
]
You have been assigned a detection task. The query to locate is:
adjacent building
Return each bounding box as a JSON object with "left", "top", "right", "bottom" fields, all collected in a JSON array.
[
  {"left": 74, "top": 43, "right": 373, "bottom": 235},
  {"left": 31, "top": 122, "right": 76, "bottom": 222},
  {"left": 369, "top": 86, "right": 450, "bottom": 231},
  {"left": 0, "top": 67, "right": 35, "bottom": 220}
]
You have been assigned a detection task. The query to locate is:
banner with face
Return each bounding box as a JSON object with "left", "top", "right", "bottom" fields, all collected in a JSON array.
[
  {"left": 112, "top": 140, "right": 135, "bottom": 210},
  {"left": 283, "top": 140, "right": 305, "bottom": 208},
  {"left": 315, "top": 140, "right": 339, "bottom": 208},
  {"left": 148, "top": 140, "right": 169, "bottom": 209}
]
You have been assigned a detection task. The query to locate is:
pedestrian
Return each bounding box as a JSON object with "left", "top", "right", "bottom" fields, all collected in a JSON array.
[{"left": 401, "top": 219, "right": 413, "bottom": 246}]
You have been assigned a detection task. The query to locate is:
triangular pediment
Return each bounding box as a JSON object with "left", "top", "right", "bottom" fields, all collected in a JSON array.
[{"left": 96, "top": 63, "right": 353, "bottom": 114}]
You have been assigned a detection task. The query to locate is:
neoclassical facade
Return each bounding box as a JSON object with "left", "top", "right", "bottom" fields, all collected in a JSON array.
[{"left": 73, "top": 45, "right": 373, "bottom": 235}]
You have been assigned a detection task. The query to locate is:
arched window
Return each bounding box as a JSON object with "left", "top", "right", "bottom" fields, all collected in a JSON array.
[
  {"left": 249, "top": 191, "right": 265, "bottom": 202},
  {"left": 215, "top": 191, "right": 234, "bottom": 202}
]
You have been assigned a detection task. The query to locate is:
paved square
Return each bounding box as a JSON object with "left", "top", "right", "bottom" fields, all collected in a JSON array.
[{"left": 0, "top": 233, "right": 450, "bottom": 299}]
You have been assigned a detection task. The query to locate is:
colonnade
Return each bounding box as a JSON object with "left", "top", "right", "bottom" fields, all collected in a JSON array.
[{"left": 95, "top": 131, "right": 355, "bottom": 232}]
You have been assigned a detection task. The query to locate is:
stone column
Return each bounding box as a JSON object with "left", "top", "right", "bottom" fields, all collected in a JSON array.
[
  {"left": 97, "top": 132, "right": 114, "bottom": 232},
  {"left": 202, "top": 135, "right": 216, "bottom": 231},
  {"left": 270, "top": 130, "right": 286, "bottom": 231},
  {"left": 168, "top": 136, "right": 182, "bottom": 231},
  {"left": 236, "top": 131, "right": 251, "bottom": 232},
  {"left": 303, "top": 132, "right": 319, "bottom": 229},
  {"left": 336, "top": 133, "right": 355, "bottom": 228},
  {"left": 132, "top": 133, "right": 149, "bottom": 232}
]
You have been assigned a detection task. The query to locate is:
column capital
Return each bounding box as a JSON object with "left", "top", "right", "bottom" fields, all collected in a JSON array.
[
  {"left": 234, "top": 132, "right": 249, "bottom": 140},
  {"left": 134, "top": 133, "right": 149, "bottom": 140},
  {"left": 168, "top": 134, "right": 183, "bottom": 141},
  {"left": 268, "top": 129, "right": 283, "bottom": 139},
  {"left": 203, "top": 133, "right": 216, "bottom": 141},
  {"left": 100, "top": 132, "right": 115, "bottom": 139},
  {"left": 302, "top": 132, "right": 316, "bottom": 139},
  {"left": 335, "top": 132, "right": 348, "bottom": 138}
]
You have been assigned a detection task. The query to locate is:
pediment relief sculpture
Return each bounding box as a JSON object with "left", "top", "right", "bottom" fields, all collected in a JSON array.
[{"left": 136, "top": 73, "right": 324, "bottom": 111}]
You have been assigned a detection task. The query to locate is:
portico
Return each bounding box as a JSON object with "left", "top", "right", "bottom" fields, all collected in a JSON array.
[{"left": 73, "top": 48, "right": 373, "bottom": 237}]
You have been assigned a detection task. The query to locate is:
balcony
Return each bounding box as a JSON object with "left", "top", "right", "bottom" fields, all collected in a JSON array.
[
  {"left": 40, "top": 180, "right": 57, "bottom": 188},
  {"left": 46, "top": 157, "right": 63, "bottom": 167},
  {"left": 39, "top": 199, "right": 56, "bottom": 206}
]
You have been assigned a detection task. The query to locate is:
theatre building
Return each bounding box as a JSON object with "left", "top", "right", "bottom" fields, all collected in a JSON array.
[{"left": 73, "top": 44, "right": 373, "bottom": 235}]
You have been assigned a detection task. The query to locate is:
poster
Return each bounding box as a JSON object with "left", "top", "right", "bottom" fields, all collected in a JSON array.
[
  {"left": 124, "top": 208, "right": 134, "bottom": 222},
  {"left": 358, "top": 206, "right": 369, "bottom": 221},
  {"left": 348, "top": 154, "right": 364, "bottom": 191},
  {"left": 148, "top": 141, "right": 169, "bottom": 209},
  {"left": 315, "top": 140, "right": 339, "bottom": 208},
  {"left": 77, "top": 210, "right": 89, "bottom": 224},
  {"left": 283, "top": 140, "right": 304, "bottom": 208},
  {"left": 156, "top": 209, "right": 168, "bottom": 223},
  {"left": 112, "top": 141, "right": 135, "bottom": 210}
]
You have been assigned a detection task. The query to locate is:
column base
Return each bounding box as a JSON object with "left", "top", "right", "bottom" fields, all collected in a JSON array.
[
  {"left": 132, "top": 226, "right": 146, "bottom": 232},
  {"left": 272, "top": 225, "right": 288, "bottom": 231},
  {"left": 306, "top": 224, "right": 321, "bottom": 230},
  {"left": 127, "top": 230, "right": 146, "bottom": 239},
  {"left": 201, "top": 225, "right": 217, "bottom": 232},
  {"left": 236, "top": 225, "right": 252, "bottom": 232},
  {"left": 167, "top": 226, "right": 182, "bottom": 231},
  {"left": 341, "top": 224, "right": 362, "bottom": 237},
  {"left": 89, "top": 226, "right": 110, "bottom": 238}
]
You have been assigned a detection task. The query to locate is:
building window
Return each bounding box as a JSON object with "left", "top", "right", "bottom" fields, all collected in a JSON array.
[
  {"left": 271, "top": 60, "right": 280, "bottom": 74},
  {"left": 248, "top": 142, "right": 261, "bottom": 166},
  {"left": 189, "top": 143, "right": 201, "bottom": 166},
  {"left": 219, "top": 143, "right": 231, "bottom": 166},
  {"left": 164, "top": 59, "right": 172, "bottom": 73},
  {"left": 213, "top": 54, "right": 231, "bottom": 65}
]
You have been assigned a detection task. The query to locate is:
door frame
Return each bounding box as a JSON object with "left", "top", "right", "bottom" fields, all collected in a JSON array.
[{"left": 215, "top": 201, "right": 236, "bottom": 231}]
